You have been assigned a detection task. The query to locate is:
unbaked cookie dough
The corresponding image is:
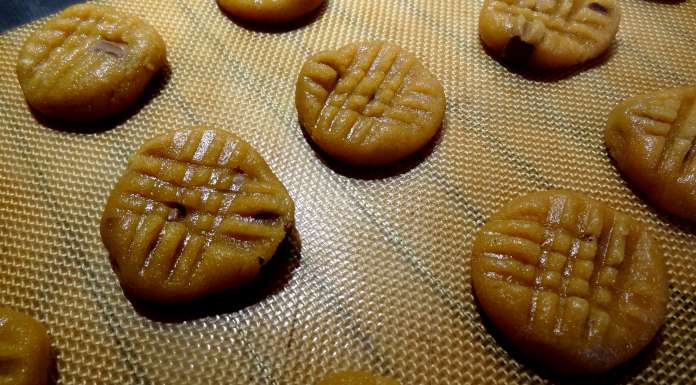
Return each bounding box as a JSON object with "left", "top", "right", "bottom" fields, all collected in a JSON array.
[
  {"left": 479, "top": 0, "right": 620, "bottom": 68},
  {"left": 17, "top": 4, "right": 166, "bottom": 121},
  {"left": 471, "top": 190, "right": 668, "bottom": 373},
  {"left": 605, "top": 86, "right": 696, "bottom": 221},
  {"left": 0, "top": 307, "right": 51, "bottom": 385},
  {"left": 296, "top": 41, "right": 445, "bottom": 166},
  {"left": 100, "top": 126, "right": 295, "bottom": 302},
  {"left": 316, "top": 371, "right": 400, "bottom": 385},
  {"left": 218, "top": 0, "right": 324, "bottom": 23}
]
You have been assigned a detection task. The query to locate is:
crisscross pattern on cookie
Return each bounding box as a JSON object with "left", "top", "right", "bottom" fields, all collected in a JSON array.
[
  {"left": 474, "top": 191, "right": 662, "bottom": 343},
  {"left": 296, "top": 41, "right": 445, "bottom": 164},
  {"left": 18, "top": 4, "right": 158, "bottom": 92},
  {"left": 605, "top": 87, "right": 696, "bottom": 220},
  {"left": 101, "top": 128, "right": 293, "bottom": 298},
  {"left": 626, "top": 89, "right": 696, "bottom": 178},
  {"left": 480, "top": 0, "right": 620, "bottom": 66},
  {"left": 489, "top": 0, "right": 617, "bottom": 44}
]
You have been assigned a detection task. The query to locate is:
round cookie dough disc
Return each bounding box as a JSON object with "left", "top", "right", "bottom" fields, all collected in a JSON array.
[
  {"left": 16, "top": 4, "right": 166, "bottom": 122},
  {"left": 217, "top": 0, "right": 324, "bottom": 24},
  {"left": 100, "top": 126, "right": 295, "bottom": 303},
  {"left": 316, "top": 371, "right": 400, "bottom": 385},
  {"left": 479, "top": 0, "right": 620, "bottom": 68},
  {"left": 605, "top": 86, "right": 696, "bottom": 221},
  {"left": 296, "top": 41, "right": 446, "bottom": 166},
  {"left": 0, "top": 307, "right": 51, "bottom": 385},
  {"left": 471, "top": 190, "right": 668, "bottom": 373}
]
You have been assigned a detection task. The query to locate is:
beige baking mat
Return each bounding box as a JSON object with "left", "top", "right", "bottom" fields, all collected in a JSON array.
[{"left": 1, "top": 0, "right": 695, "bottom": 384}]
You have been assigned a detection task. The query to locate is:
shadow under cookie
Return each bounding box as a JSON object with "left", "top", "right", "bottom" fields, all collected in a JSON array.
[
  {"left": 128, "top": 228, "right": 302, "bottom": 323},
  {"left": 473, "top": 293, "right": 665, "bottom": 385},
  {"left": 604, "top": 151, "right": 696, "bottom": 235},
  {"left": 481, "top": 39, "right": 618, "bottom": 83}
]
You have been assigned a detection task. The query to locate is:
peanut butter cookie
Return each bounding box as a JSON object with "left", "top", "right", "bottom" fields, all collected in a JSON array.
[
  {"left": 605, "top": 86, "right": 696, "bottom": 221},
  {"left": 218, "top": 0, "right": 324, "bottom": 23},
  {"left": 0, "top": 307, "right": 51, "bottom": 385},
  {"left": 100, "top": 127, "right": 295, "bottom": 302},
  {"left": 296, "top": 41, "right": 445, "bottom": 166},
  {"left": 471, "top": 190, "right": 668, "bottom": 373},
  {"left": 17, "top": 4, "right": 166, "bottom": 121},
  {"left": 479, "top": 0, "right": 620, "bottom": 68},
  {"left": 316, "top": 371, "right": 400, "bottom": 385}
]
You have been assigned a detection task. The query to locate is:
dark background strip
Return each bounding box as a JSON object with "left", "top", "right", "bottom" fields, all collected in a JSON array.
[{"left": 0, "top": 0, "right": 81, "bottom": 32}]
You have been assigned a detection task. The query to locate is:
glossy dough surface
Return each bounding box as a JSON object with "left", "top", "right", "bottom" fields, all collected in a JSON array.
[
  {"left": 479, "top": 0, "right": 620, "bottom": 68},
  {"left": 605, "top": 87, "right": 696, "bottom": 221},
  {"left": 217, "top": 0, "right": 324, "bottom": 23},
  {"left": 0, "top": 307, "right": 51, "bottom": 385},
  {"left": 100, "top": 127, "right": 295, "bottom": 302},
  {"left": 16, "top": 4, "right": 166, "bottom": 121},
  {"left": 471, "top": 190, "right": 668, "bottom": 373},
  {"left": 296, "top": 41, "right": 445, "bottom": 166},
  {"left": 316, "top": 371, "right": 400, "bottom": 385}
]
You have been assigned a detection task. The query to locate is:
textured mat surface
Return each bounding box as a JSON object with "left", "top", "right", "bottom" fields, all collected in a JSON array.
[{"left": 1, "top": 1, "right": 695, "bottom": 384}]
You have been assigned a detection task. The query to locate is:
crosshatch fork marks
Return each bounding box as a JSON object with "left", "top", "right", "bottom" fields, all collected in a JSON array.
[
  {"left": 606, "top": 87, "right": 696, "bottom": 222},
  {"left": 663, "top": 94, "right": 695, "bottom": 175},
  {"left": 2, "top": 0, "right": 690, "bottom": 382},
  {"left": 477, "top": 193, "right": 639, "bottom": 341},
  {"left": 296, "top": 41, "right": 446, "bottom": 165},
  {"left": 528, "top": 195, "right": 565, "bottom": 328},
  {"left": 121, "top": 134, "right": 285, "bottom": 280},
  {"left": 305, "top": 42, "right": 441, "bottom": 140},
  {"left": 629, "top": 92, "right": 696, "bottom": 177},
  {"left": 22, "top": 5, "right": 137, "bottom": 91},
  {"left": 489, "top": 0, "right": 614, "bottom": 44},
  {"left": 101, "top": 127, "right": 294, "bottom": 298}
]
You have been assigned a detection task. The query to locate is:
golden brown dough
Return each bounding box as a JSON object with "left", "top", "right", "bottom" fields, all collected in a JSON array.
[
  {"left": 0, "top": 307, "right": 51, "bottom": 385},
  {"left": 316, "top": 371, "right": 400, "bottom": 385},
  {"left": 100, "top": 126, "right": 295, "bottom": 302},
  {"left": 296, "top": 41, "right": 445, "bottom": 166},
  {"left": 479, "top": 0, "right": 620, "bottom": 68},
  {"left": 471, "top": 190, "right": 668, "bottom": 373},
  {"left": 605, "top": 86, "right": 696, "bottom": 221},
  {"left": 217, "top": 0, "right": 324, "bottom": 23},
  {"left": 16, "top": 4, "right": 166, "bottom": 121}
]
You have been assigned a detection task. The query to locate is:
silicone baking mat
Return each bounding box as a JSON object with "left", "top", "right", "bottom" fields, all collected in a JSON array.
[{"left": 0, "top": 0, "right": 694, "bottom": 384}]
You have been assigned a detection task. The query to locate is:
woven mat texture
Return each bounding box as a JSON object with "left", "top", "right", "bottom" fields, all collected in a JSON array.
[{"left": 1, "top": 0, "right": 695, "bottom": 384}]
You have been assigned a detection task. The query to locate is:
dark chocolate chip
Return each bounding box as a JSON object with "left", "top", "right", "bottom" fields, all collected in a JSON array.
[
  {"left": 580, "top": 234, "right": 596, "bottom": 242},
  {"left": 589, "top": 2, "right": 609, "bottom": 14},
  {"left": 168, "top": 203, "right": 188, "bottom": 221},
  {"left": 503, "top": 36, "right": 535, "bottom": 65}
]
